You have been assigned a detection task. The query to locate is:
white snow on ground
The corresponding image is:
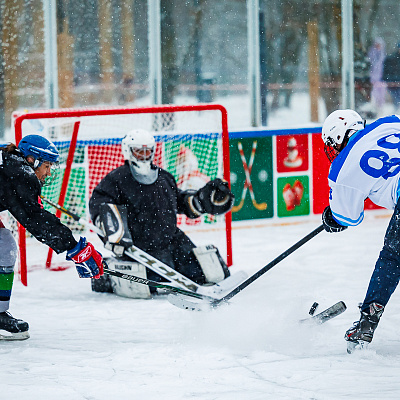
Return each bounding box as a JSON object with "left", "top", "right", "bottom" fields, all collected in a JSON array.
[{"left": 2, "top": 211, "right": 400, "bottom": 399}]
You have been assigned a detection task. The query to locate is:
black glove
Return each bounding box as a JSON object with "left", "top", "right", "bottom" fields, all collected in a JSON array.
[
  {"left": 322, "top": 206, "right": 348, "bottom": 233},
  {"left": 192, "top": 178, "right": 235, "bottom": 215}
]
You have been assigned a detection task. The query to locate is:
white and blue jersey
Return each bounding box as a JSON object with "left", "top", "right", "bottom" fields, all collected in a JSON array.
[{"left": 328, "top": 115, "right": 400, "bottom": 226}]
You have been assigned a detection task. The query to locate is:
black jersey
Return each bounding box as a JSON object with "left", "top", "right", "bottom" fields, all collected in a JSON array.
[
  {"left": 0, "top": 150, "right": 77, "bottom": 253},
  {"left": 89, "top": 162, "right": 195, "bottom": 253}
]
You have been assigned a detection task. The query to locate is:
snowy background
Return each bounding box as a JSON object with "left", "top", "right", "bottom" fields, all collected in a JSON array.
[{"left": 2, "top": 210, "right": 400, "bottom": 399}]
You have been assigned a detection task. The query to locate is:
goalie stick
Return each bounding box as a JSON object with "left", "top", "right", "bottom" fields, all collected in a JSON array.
[
  {"left": 41, "top": 196, "right": 245, "bottom": 299},
  {"left": 102, "top": 266, "right": 216, "bottom": 300},
  {"left": 168, "top": 224, "right": 325, "bottom": 311}
]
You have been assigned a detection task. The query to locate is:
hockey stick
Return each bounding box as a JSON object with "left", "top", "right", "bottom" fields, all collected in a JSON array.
[
  {"left": 232, "top": 141, "right": 257, "bottom": 212},
  {"left": 41, "top": 196, "right": 245, "bottom": 298},
  {"left": 168, "top": 224, "right": 325, "bottom": 311},
  {"left": 102, "top": 267, "right": 218, "bottom": 301}
]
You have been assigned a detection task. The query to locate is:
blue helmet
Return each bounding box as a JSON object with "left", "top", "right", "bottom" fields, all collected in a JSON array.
[{"left": 18, "top": 134, "right": 59, "bottom": 167}]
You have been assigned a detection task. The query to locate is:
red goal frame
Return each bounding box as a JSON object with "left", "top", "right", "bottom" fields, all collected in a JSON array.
[{"left": 13, "top": 104, "right": 233, "bottom": 286}]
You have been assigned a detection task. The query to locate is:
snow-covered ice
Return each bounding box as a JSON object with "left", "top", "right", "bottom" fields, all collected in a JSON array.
[{"left": 2, "top": 211, "right": 400, "bottom": 399}]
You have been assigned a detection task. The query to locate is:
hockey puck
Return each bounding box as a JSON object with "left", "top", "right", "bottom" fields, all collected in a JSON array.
[{"left": 308, "top": 302, "right": 319, "bottom": 316}]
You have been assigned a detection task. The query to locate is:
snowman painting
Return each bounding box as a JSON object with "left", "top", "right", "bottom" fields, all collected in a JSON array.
[
  {"left": 283, "top": 136, "right": 303, "bottom": 168},
  {"left": 175, "top": 144, "right": 210, "bottom": 190}
]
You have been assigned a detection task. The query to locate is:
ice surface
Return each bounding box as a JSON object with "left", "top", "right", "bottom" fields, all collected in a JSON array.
[{"left": 2, "top": 212, "right": 400, "bottom": 399}]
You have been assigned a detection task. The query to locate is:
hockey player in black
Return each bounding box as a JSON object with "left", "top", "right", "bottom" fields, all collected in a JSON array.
[
  {"left": 89, "top": 129, "right": 235, "bottom": 298},
  {"left": 0, "top": 135, "right": 105, "bottom": 340}
]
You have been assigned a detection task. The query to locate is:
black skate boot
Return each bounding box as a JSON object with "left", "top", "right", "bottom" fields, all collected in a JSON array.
[
  {"left": 345, "top": 302, "right": 384, "bottom": 354},
  {"left": 0, "top": 311, "right": 30, "bottom": 341}
]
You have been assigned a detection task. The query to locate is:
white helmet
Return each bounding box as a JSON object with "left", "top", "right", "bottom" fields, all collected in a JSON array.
[
  {"left": 322, "top": 109, "right": 364, "bottom": 162},
  {"left": 121, "top": 129, "right": 158, "bottom": 184}
]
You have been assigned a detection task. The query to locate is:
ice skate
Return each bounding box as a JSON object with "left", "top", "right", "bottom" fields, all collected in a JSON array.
[
  {"left": 345, "top": 302, "right": 384, "bottom": 354},
  {"left": 0, "top": 311, "right": 30, "bottom": 341}
]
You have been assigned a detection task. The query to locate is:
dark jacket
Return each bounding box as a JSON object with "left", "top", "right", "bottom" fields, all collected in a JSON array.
[
  {"left": 383, "top": 51, "right": 400, "bottom": 83},
  {"left": 0, "top": 149, "right": 77, "bottom": 253},
  {"left": 89, "top": 162, "right": 196, "bottom": 253}
]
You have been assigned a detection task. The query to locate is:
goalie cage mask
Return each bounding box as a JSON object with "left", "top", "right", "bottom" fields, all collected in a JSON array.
[{"left": 121, "top": 129, "right": 158, "bottom": 184}]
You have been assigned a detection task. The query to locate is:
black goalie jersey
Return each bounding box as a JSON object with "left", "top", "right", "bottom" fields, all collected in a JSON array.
[{"left": 89, "top": 162, "right": 197, "bottom": 254}]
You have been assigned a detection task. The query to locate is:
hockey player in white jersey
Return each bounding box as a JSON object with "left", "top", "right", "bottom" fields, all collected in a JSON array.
[{"left": 321, "top": 109, "right": 400, "bottom": 353}]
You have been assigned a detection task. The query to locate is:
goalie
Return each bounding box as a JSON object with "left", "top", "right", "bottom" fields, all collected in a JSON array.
[{"left": 89, "top": 129, "right": 234, "bottom": 299}]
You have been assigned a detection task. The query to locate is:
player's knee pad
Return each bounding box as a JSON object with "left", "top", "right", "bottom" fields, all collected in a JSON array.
[
  {"left": 107, "top": 257, "right": 151, "bottom": 299},
  {"left": 192, "top": 245, "right": 230, "bottom": 284},
  {"left": 0, "top": 228, "right": 17, "bottom": 271}
]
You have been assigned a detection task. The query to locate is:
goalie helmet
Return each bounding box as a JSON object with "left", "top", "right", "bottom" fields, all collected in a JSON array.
[
  {"left": 18, "top": 134, "right": 59, "bottom": 168},
  {"left": 121, "top": 129, "right": 158, "bottom": 184},
  {"left": 322, "top": 109, "right": 365, "bottom": 162}
]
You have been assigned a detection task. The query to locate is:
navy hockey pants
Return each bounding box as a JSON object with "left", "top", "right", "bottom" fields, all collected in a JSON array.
[{"left": 362, "top": 197, "right": 400, "bottom": 311}]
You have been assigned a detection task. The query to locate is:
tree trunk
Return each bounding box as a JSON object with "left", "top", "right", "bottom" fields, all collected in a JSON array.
[
  {"left": 308, "top": 21, "right": 320, "bottom": 122},
  {"left": 98, "top": 0, "right": 114, "bottom": 103},
  {"left": 120, "top": 0, "right": 135, "bottom": 104},
  {"left": 2, "top": 0, "right": 21, "bottom": 128}
]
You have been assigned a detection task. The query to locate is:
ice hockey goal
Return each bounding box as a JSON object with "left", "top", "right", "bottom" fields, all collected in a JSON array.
[{"left": 11, "top": 104, "right": 232, "bottom": 285}]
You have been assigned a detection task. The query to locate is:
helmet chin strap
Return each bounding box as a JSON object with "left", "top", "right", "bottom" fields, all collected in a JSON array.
[
  {"left": 25, "top": 155, "right": 41, "bottom": 170},
  {"left": 129, "top": 162, "right": 158, "bottom": 185},
  {"left": 33, "top": 158, "right": 41, "bottom": 169}
]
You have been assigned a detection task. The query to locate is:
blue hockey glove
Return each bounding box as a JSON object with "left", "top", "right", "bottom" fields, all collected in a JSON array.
[
  {"left": 322, "top": 206, "right": 348, "bottom": 233},
  {"left": 66, "top": 237, "right": 105, "bottom": 278}
]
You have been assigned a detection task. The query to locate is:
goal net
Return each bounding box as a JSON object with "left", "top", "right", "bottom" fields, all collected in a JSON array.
[{"left": 11, "top": 104, "right": 232, "bottom": 285}]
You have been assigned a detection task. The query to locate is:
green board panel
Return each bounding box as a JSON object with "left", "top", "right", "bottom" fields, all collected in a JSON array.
[
  {"left": 277, "top": 175, "right": 310, "bottom": 217},
  {"left": 230, "top": 136, "right": 273, "bottom": 221}
]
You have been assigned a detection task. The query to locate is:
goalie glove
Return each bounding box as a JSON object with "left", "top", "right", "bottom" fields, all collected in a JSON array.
[
  {"left": 98, "top": 203, "right": 133, "bottom": 257},
  {"left": 66, "top": 237, "right": 105, "bottom": 279},
  {"left": 322, "top": 206, "right": 348, "bottom": 233},
  {"left": 188, "top": 178, "right": 235, "bottom": 216}
]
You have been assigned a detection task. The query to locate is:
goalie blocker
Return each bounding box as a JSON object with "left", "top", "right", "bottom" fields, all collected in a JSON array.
[{"left": 92, "top": 203, "right": 230, "bottom": 298}]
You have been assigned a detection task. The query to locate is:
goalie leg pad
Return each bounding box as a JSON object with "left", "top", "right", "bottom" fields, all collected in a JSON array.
[
  {"left": 192, "top": 245, "right": 229, "bottom": 284},
  {"left": 108, "top": 258, "right": 151, "bottom": 299}
]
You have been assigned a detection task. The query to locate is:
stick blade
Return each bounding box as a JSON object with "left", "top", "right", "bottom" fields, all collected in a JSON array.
[
  {"left": 300, "top": 301, "right": 347, "bottom": 324},
  {"left": 199, "top": 270, "right": 248, "bottom": 298},
  {"left": 167, "top": 293, "right": 214, "bottom": 311}
]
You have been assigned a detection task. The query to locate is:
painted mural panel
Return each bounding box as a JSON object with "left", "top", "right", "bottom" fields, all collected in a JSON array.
[
  {"left": 230, "top": 136, "right": 273, "bottom": 221},
  {"left": 276, "top": 134, "right": 309, "bottom": 173},
  {"left": 277, "top": 176, "right": 310, "bottom": 217}
]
